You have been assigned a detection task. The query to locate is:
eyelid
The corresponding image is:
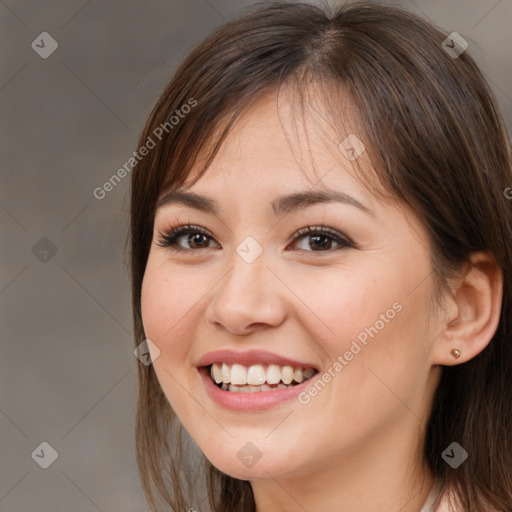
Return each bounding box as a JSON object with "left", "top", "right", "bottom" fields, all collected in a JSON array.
[
  {"left": 156, "top": 223, "right": 219, "bottom": 251},
  {"left": 156, "top": 223, "right": 354, "bottom": 252},
  {"left": 290, "top": 225, "right": 354, "bottom": 248}
]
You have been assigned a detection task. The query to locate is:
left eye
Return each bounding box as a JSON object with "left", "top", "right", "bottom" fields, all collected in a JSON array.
[
  {"left": 156, "top": 224, "right": 218, "bottom": 251},
  {"left": 290, "top": 225, "right": 353, "bottom": 252},
  {"left": 156, "top": 224, "right": 353, "bottom": 252}
]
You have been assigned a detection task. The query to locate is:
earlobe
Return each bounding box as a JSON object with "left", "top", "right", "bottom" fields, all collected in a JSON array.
[
  {"left": 432, "top": 252, "right": 503, "bottom": 367},
  {"left": 449, "top": 348, "right": 461, "bottom": 359}
]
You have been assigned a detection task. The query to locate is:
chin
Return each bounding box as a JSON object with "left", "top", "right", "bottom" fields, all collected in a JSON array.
[{"left": 202, "top": 444, "right": 308, "bottom": 481}]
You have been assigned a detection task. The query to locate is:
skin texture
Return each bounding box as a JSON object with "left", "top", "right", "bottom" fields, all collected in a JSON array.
[{"left": 140, "top": 91, "right": 502, "bottom": 512}]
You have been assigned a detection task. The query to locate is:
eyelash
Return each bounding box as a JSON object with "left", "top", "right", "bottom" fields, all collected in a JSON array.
[{"left": 156, "top": 223, "right": 354, "bottom": 254}]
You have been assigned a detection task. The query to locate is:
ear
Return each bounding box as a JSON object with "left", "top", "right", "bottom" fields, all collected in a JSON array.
[{"left": 432, "top": 251, "right": 503, "bottom": 366}]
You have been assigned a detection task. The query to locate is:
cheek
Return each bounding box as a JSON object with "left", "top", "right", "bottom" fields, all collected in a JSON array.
[
  {"left": 289, "top": 262, "right": 432, "bottom": 403},
  {"left": 140, "top": 260, "right": 199, "bottom": 415},
  {"left": 141, "top": 268, "right": 170, "bottom": 341},
  {"left": 140, "top": 259, "right": 194, "bottom": 361},
  {"left": 287, "top": 265, "right": 407, "bottom": 357}
]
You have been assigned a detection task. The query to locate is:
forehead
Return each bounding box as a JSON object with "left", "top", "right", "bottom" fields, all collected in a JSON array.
[{"left": 161, "top": 87, "right": 387, "bottom": 207}]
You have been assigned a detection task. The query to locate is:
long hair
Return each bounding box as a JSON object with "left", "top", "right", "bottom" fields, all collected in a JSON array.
[{"left": 129, "top": 2, "right": 512, "bottom": 510}]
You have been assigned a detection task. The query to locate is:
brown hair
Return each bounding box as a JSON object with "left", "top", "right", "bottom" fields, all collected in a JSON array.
[{"left": 129, "top": 2, "right": 512, "bottom": 511}]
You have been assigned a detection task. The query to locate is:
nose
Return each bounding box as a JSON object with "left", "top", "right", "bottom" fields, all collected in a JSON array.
[{"left": 205, "top": 247, "right": 287, "bottom": 336}]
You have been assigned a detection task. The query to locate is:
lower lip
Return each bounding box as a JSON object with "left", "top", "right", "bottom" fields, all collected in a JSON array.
[{"left": 199, "top": 367, "right": 316, "bottom": 411}]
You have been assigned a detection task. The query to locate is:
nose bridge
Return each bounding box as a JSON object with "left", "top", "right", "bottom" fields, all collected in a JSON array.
[
  {"left": 207, "top": 238, "right": 284, "bottom": 333},
  {"left": 218, "top": 241, "right": 266, "bottom": 306}
]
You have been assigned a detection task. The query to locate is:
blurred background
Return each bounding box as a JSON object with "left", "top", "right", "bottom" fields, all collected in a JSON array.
[{"left": 1, "top": 0, "right": 511, "bottom": 510}]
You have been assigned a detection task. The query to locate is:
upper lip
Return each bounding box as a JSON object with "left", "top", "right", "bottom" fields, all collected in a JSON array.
[{"left": 196, "top": 349, "right": 318, "bottom": 370}]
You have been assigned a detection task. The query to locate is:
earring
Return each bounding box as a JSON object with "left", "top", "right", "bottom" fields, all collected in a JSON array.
[{"left": 450, "top": 348, "right": 461, "bottom": 359}]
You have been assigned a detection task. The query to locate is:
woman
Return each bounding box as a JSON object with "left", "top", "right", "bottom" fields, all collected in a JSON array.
[{"left": 129, "top": 2, "right": 512, "bottom": 511}]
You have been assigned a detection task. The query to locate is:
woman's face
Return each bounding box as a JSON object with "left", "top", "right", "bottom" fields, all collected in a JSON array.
[{"left": 141, "top": 92, "right": 442, "bottom": 481}]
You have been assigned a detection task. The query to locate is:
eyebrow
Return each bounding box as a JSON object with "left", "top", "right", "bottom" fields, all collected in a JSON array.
[{"left": 156, "top": 189, "right": 374, "bottom": 218}]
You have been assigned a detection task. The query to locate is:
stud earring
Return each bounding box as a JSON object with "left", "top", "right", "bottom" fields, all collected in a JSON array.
[{"left": 450, "top": 348, "right": 461, "bottom": 359}]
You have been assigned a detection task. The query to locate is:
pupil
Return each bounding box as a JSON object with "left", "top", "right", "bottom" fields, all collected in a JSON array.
[
  {"left": 310, "top": 235, "right": 330, "bottom": 250},
  {"left": 189, "top": 233, "right": 208, "bottom": 248}
]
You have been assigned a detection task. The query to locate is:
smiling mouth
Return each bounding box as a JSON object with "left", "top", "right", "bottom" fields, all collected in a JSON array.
[{"left": 207, "top": 362, "right": 318, "bottom": 393}]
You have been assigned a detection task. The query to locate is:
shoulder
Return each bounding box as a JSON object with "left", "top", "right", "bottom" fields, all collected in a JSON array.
[
  {"left": 435, "top": 490, "right": 455, "bottom": 511},
  {"left": 435, "top": 488, "right": 456, "bottom": 512},
  {"left": 436, "top": 488, "right": 501, "bottom": 512}
]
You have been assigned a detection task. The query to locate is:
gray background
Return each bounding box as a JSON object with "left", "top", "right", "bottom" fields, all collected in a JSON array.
[{"left": 1, "top": 1, "right": 511, "bottom": 511}]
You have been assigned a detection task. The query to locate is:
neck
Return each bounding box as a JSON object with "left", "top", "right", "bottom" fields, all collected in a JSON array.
[{"left": 251, "top": 418, "right": 435, "bottom": 512}]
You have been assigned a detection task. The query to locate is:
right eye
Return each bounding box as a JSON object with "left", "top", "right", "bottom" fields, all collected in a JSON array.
[{"left": 156, "top": 223, "right": 220, "bottom": 251}]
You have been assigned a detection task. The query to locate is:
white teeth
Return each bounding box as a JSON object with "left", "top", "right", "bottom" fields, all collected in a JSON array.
[
  {"left": 221, "top": 383, "right": 277, "bottom": 392},
  {"left": 221, "top": 363, "right": 231, "bottom": 384},
  {"left": 210, "top": 362, "right": 316, "bottom": 390},
  {"left": 281, "top": 365, "right": 294, "bottom": 385},
  {"left": 247, "top": 364, "right": 266, "bottom": 385},
  {"left": 230, "top": 364, "right": 247, "bottom": 385},
  {"left": 266, "top": 364, "right": 282, "bottom": 385},
  {"left": 211, "top": 364, "right": 223, "bottom": 384}
]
